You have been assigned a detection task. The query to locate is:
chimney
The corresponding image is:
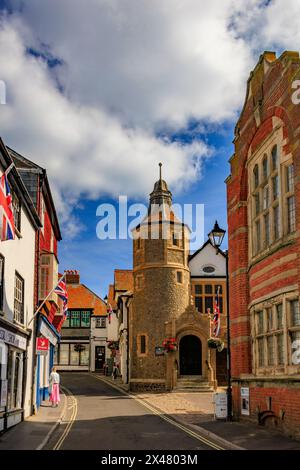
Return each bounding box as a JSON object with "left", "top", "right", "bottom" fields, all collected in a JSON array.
[{"left": 65, "top": 269, "right": 80, "bottom": 284}]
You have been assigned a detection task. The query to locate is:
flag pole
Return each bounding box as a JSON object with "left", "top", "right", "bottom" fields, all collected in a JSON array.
[
  {"left": 4, "top": 162, "right": 15, "bottom": 176},
  {"left": 28, "top": 273, "right": 66, "bottom": 327}
]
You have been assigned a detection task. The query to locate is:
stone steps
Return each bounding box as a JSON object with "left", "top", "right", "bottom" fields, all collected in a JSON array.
[{"left": 174, "top": 377, "right": 214, "bottom": 392}]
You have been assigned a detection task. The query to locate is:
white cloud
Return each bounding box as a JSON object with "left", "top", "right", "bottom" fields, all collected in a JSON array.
[
  {"left": 0, "top": 19, "right": 210, "bottom": 237},
  {"left": 1, "top": 0, "right": 298, "bottom": 237}
]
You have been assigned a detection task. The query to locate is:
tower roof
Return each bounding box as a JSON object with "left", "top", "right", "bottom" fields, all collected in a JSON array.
[{"left": 149, "top": 162, "right": 172, "bottom": 208}]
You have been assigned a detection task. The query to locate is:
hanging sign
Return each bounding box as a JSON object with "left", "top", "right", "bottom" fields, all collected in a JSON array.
[{"left": 36, "top": 337, "right": 49, "bottom": 353}]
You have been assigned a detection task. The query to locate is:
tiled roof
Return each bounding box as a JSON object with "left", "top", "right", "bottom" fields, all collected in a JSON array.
[
  {"left": 114, "top": 270, "right": 133, "bottom": 292},
  {"left": 107, "top": 284, "right": 117, "bottom": 309},
  {"left": 67, "top": 283, "right": 106, "bottom": 316}
]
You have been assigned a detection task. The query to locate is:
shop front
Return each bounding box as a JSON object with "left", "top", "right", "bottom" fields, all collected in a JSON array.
[
  {"left": 35, "top": 315, "right": 60, "bottom": 409},
  {"left": 0, "top": 323, "right": 28, "bottom": 432}
]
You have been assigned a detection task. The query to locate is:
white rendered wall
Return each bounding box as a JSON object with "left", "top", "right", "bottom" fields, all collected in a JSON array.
[
  {"left": 189, "top": 242, "right": 226, "bottom": 277},
  {"left": 0, "top": 204, "right": 36, "bottom": 417}
]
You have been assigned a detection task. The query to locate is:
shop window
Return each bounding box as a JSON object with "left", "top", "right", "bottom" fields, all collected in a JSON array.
[
  {"left": 80, "top": 346, "right": 89, "bottom": 365},
  {"left": 58, "top": 344, "right": 69, "bottom": 365},
  {"left": 14, "top": 273, "right": 24, "bottom": 324},
  {"left": 70, "top": 344, "right": 79, "bottom": 365},
  {"left": 0, "top": 255, "right": 4, "bottom": 311},
  {"left": 7, "top": 350, "right": 23, "bottom": 410}
]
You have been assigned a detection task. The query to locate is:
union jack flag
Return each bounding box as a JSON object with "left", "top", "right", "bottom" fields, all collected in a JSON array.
[
  {"left": 0, "top": 170, "right": 15, "bottom": 241},
  {"left": 213, "top": 287, "right": 221, "bottom": 337},
  {"left": 54, "top": 277, "right": 68, "bottom": 316}
]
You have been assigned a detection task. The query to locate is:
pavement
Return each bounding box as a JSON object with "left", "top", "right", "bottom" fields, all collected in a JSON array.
[
  {"left": 0, "top": 393, "right": 66, "bottom": 450},
  {"left": 1, "top": 372, "right": 300, "bottom": 450}
]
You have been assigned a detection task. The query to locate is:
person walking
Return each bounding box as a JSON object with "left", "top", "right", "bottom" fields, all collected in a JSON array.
[{"left": 49, "top": 366, "right": 60, "bottom": 407}]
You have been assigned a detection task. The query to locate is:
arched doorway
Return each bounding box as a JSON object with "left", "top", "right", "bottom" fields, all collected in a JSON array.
[{"left": 179, "top": 335, "right": 202, "bottom": 375}]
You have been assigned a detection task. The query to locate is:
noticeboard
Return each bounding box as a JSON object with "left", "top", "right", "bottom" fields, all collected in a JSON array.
[{"left": 214, "top": 392, "right": 227, "bottom": 419}]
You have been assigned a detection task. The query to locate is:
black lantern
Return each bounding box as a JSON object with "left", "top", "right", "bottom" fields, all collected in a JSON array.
[{"left": 208, "top": 220, "right": 226, "bottom": 249}]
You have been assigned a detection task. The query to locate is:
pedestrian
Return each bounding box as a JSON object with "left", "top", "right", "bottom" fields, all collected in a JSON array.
[
  {"left": 112, "top": 362, "right": 118, "bottom": 380},
  {"left": 49, "top": 366, "right": 60, "bottom": 407}
]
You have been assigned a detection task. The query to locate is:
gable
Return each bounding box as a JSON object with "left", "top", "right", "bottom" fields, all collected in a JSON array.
[{"left": 189, "top": 242, "right": 226, "bottom": 277}]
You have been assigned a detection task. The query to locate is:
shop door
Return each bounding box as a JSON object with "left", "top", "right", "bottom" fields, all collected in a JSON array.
[{"left": 95, "top": 346, "right": 105, "bottom": 370}]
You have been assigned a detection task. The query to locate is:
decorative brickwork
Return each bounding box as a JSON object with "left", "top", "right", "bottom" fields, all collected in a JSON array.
[{"left": 227, "top": 51, "right": 300, "bottom": 439}]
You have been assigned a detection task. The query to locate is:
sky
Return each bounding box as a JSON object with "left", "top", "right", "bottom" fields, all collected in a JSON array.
[{"left": 0, "top": 0, "right": 299, "bottom": 297}]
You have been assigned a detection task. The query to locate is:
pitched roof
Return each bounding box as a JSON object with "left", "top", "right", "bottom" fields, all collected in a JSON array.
[
  {"left": 107, "top": 284, "right": 117, "bottom": 309},
  {"left": 188, "top": 238, "right": 226, "bottom": 262},
  {"left": 67, "top": 283, "right": 107, "bottom": 316},
  {"left": 114, "top": 270, "right": 133, "bottom": 292}
]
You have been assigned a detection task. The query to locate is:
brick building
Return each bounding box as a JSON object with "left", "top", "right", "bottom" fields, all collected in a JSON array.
[{"left": 226, "top": 51, "right": 300, "bottom": 438}]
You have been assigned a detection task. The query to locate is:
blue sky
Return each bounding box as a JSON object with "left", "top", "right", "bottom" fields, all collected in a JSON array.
[
  {"left": 59, "top": 123, "right": 233, "bottom": 297},
  {"left": 1, "top": 0, "right": 298, "bottom": 298}
]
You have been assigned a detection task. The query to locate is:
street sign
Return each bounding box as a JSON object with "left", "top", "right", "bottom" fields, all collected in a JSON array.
[
  {"left": 155, "top": 347, "right": 165, "bottom": 356},
  {"left": 36, "top": 337, "right": 49, "bottom": 353},
  {"left": 214, "top": 392, "right": 227, "bottom": 419}
]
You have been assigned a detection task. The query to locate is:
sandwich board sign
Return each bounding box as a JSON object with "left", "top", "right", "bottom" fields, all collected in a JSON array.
[{"left": 214, "top": 392, "right": 227, "bottom": 419}]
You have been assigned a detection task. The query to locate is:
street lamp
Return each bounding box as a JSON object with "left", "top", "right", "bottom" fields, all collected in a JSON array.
[{"left": 208, "top": 220, "right": 232, "bottom": 422}]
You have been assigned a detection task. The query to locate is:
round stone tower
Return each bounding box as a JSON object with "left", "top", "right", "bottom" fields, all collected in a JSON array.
[{"left": 129, "top": 164, "right": 191, "bottom": 392}]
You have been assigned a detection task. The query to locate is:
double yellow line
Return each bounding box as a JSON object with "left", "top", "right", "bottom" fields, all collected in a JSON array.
[
  {"left": 53, "top": 386, "right": 78, "bottom": 450},
  {"left": 91, "top": 374, "right": 225, "bottom": 451}
]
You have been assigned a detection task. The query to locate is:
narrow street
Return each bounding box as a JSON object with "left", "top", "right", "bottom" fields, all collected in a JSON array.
[{"left": 45, "top": 373, "right": 224, "bottom": 451}]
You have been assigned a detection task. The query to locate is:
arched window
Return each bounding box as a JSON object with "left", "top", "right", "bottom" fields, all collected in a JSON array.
[
  {"left": 271, "top": 145, "right": 278, "bottom": 170},
  {"left": 253, "top": 165, "right": 259, "bottom": 188},
  {"left": 262, "top": 155, "right": 268, "bottom": 180}
]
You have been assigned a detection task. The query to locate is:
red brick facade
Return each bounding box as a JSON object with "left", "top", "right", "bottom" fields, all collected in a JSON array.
[{"left": 227, "top": 51, "right": 300, "bottom": 438}]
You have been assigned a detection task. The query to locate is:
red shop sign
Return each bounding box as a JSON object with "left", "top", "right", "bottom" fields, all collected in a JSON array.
[{"left": 36, "top": 337, "right": 49, "bottom": 351}]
